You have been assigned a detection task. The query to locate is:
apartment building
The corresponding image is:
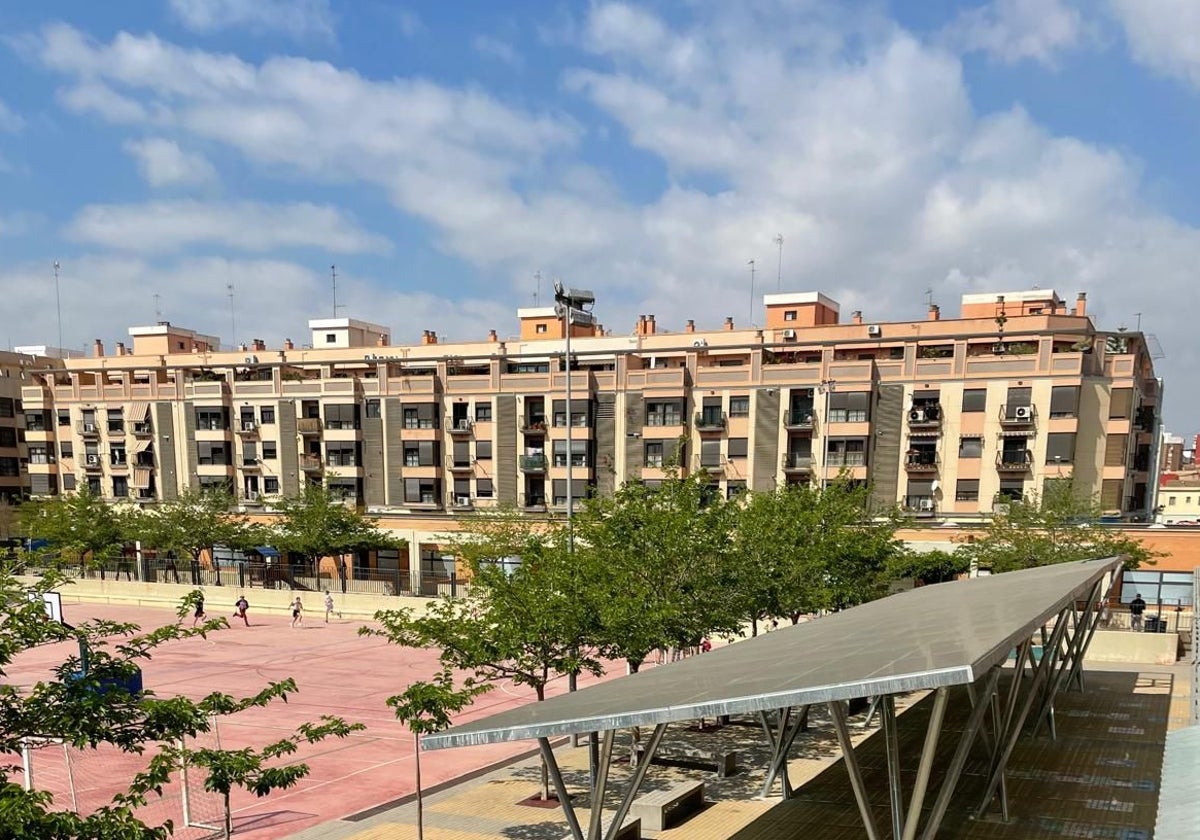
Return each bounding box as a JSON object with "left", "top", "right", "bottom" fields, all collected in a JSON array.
[
  {"left": 19, "top": 288, "right": 1160, "bottom": 544},
  {"left": 0, "top": 349, "right": 58, "bottom": 503}
]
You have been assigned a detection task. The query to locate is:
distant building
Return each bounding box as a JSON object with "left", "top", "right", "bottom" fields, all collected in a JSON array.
[
  {"left": 1161, "top": 432, "right": 1185, "bottom": 473},
  {"left": 1, "top": 349, "right": 60, "bottom": 503}
]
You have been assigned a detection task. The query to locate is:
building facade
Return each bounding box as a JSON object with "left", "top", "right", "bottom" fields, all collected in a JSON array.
[{"left": 19, "top": 288, "right": 1161, "bottom": 554}]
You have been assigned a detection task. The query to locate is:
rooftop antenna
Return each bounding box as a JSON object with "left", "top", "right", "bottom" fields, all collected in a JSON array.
[
  {"left": 925, "top": 288, "right": 934, "bottom": 308},
  {"left": 226, "top": 282, "right": 236, "bottom": 349},
  {"left": 154, "top": 293, "right": 162, "bottom": 322},
  {"left": 748, "top": 259, "right": 757, "bottom": 327},
  {"left": 1135, "top": 312, "right": 1142, "bottom": 332},
  {"left": 331, "top": 265, "right": 346, "bottom": 317},
  {"left": 774, "top": 234, "right": 784, "bottom": 291},
  {"left": 52, "top": 261, "right": 63, "bottom": 354},
  {"left": 534, "top": 270, "right": 542, "bottom": 307}
]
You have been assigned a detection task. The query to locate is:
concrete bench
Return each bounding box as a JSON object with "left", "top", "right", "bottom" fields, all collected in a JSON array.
[
  {"left": 634, "top": 744, "right": 738, "bottom": 778},
  {"left": 629, "top": 780, "right": 705, "bottom": 832},
  {"left": 562, "top": 817, "right": 640, "bottom": 840}
]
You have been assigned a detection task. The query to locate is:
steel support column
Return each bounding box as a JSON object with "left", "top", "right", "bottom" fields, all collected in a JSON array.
[
  {"left": 586, "top": 729, "right": 616, "bottom": 840},
  {"left": 828, "top": 699, "right": 883, "bottom": 840},
  {"left": 881, "top": 695, "right": 905, "bottom": 840},
  {"left": 539, "top": 737, "right": 585, "bottom": 840},
  {"left": 760, "top": 705, "right": 808, "bottom": 799},
  {"left": 605, "top": 723, "right": 668, "bottom": 840},
  {"left": 901, "top": 687, "right": 949, "bottom": 840}
]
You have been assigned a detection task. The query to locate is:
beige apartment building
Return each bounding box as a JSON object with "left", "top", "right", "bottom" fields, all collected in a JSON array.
[{"left": 18, "top": 287, "right": 1161, "bottom": 574}]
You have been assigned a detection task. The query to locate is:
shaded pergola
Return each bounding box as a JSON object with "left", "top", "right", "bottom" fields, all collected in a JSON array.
[{"left": 425, "top": 557, "right": 1123, "bottom": 840}]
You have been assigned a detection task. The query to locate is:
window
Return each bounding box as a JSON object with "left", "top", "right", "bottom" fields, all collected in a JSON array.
[
  {"left": 645, "top": 400, "right": 683, "bottom": 426},
  {"left": 403, "top": 403, "right": 439, "bottom": 429},
  {"left": 326, "top": 443, "right": 358, "bottom": 467},
  {"left": 58, "top": 409, "right": 71, "bottom": 426},
  {"left": 961, "top": 389, "right": 987, "bottom": 413},
  {"left": 727, "top": 481, "right": 748, "bottom": 500},
  {"left": 324, "top": 403, "right": 359, "bottom": 430},
  {"left": 107, "top": 408, "right": 124, "bottom": 433},
  {"left": 1046, "top": 433, "right": 1076, "bottom": 464},
  {"left": 955, "top": 479, "right": 980, "bottom": 502},
  {"left": 1109, "top": 388, "right": 1133, "bottom": 419},
  {"left": 475, "top": 403, "right": 492, "bottom": 422},
  {"left": 476, "top": 478, "right": 494, "bottom": 498},
  {"left": 110, "top": 445, "right": 127, "bottom": 466},
  {"left": 62, "top": 474, "right": 76, "bottom": 491},
  {"left": 784, "top": 310, "right": 797, "bottom": 321},
  {"left": 112, "top": 476, "right": 128, "bottom": 498},
  {"left": 1049, "top": 386, "right": 1079, "bottom": 419},
  {"left": 551, "top": 478, "right": 589, "bottom": 506},
  {"left": 728, "top": 438, "right": 749, "bottom": 458},
  {"left": 420, "top": 548, "right": 455, "bottom": 578},
  {"left": 1169, "top": 496, "right": 1176, "bottom": 506},
  {"left": 364, "top": 400, "right": 381, "bottom": 419},
  {"left": 0, "top": 457, "right": 19, "bottom": 477},
  {"left": 404, "top": 478, "right": 440, "bottom": 505},
  {"left": 998, "top": 480, "right": 1025, "bottom": 503},
  {"left": 552, "top": 400, "right": 590, "bottom": 427},
  {"left": 699, "top": 439, "right": 722, "bottom": 468},
  {"left": 508, "top": 362, "right": 550, "bottom": 374},
  {"left": 0, "top": 398, "right": 11, "bottom": 418},
  {"left": 828, "top": 392, "right": 869, "bottom": 423},
  {"left": 959, "top": 437, "right": 983, "bottom": 459},
  {"left": 1120, "top": 570, "right": 1194, "bottom": 607},
  {"left": 262, "top": 441, "right": 277, "bottom": 460},
  {"left": 325, "top": 333, "right": 337, "bottom": 343},
  {"left": 536, "top": 323, "right": 547, "bottom": 334},
  {"left": 195, "top": 408, "right": 228, "bottom": 431},
  {"left": 0, "top": 427, "right": 15, "bottom": 448},
  {"left": 59, "top": 441, "right": 73, "bottom": 460},
  {"left": 827, "top": 438, "right": 867, "bottom": 466},
  {"left": 552, "top": 440, "right": 589, "bottom": 467},
  {"left": 644, "top": 441, "right": 664, "bottom": 468},
  {"left": 264, "top": 477, "right": 279, "bottom": 494},
  {"left": 197, "top": 442, "right": 230, "bottom": 465},
  {"left": 25, "top": 412, "right": 49, "bottom": 431},
  {"left": 28, "top": 445, "right": 52, "bottom": 464},
  {"left": 475, "top": 440, "right": 493, "bottom": 460},
  {"left": 729, "top": 396, "right": 750, "bottom": 417},
  {"left": 260, "top": 406, "right": 275, "bottom": 424},
  {"left": 403, "top": 441, "right": 439, "bottom": 467}
]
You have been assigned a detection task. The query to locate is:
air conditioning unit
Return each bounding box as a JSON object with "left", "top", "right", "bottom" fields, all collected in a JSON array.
[
  {"left": 909, "top": 409, "right": 926, "bottom": 422},
  {"left": 242, "top": 421, "right": 257, "bottom": 431},
  {"left": 782, "top": 329, "right": 797, "bottom": 340},
  {"left": 867, "top": 325, "right": 882, "bottom": 337},
  {"left": 456, "top": 495, "right": 471, "bottom": 506},
  {"left": 918, "top": 498, "right": 935, "bottom": 511},
  {"left": 456, "top": 419, "right": 471, "bottom": 430},
  {"left": 992, "top": 342, "right": 1007, "bottom": 355},
  {"left": 692, "top": 339, "right": 708, "bottom": 347},
  {"left": 1014, "top": 406, "right": 1033, "bottom": 420},
  {"left": 83, "top": 423, "right": 97, "bottom": 432},
  {"left": 85, "top": 454, "right": 100, "bottom": 465}
]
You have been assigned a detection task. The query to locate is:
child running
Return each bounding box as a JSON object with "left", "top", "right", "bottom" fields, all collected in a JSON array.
[
  {"left": 291, "top": 596, "right": 304, "bottom": 628},
  {"left": 324, "top": 590, "right": 334, "bottom": 623},
  {"left": 234, "top": 595, "right": 250, "bottom": 626},
  {"left": 191, "top": 592, "right": 206, "bottom": 627}
]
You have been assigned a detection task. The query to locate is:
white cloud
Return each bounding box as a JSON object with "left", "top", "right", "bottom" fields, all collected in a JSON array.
[
  {"left": 0, "top": 98, "right": 24, "bottom": 132},
  {"left": 472, "top": 35, "right": 522, "bottom": 67},
  {"left": 124, "top": 137, "right": 217, "bottom": 187},
  {"left": 168, "top": 0, "right": 334, "bottom": 40},
  {"left": 945, "top": 0, "right": 1083, "bottom": 65},
  {"left": 65, "top": 200, "right": 392, "bottom": 255},
  {"left": 1109, "top": 0, "right": 1200, "bottom": 88}
]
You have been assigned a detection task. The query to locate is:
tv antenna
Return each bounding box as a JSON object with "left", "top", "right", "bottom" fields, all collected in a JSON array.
[
  {"left": 925, "top": 288, "right": 934, "bottom": 308},
  {"left": 534, "top": 270, "right": 542, "bottom": 307},
  {"left": 748, "top": 259, "right": 757, "bottom": 327},
  {"left": 52, "top": 261, "right": 63, "bottom": 354},
  {"left": 154, "top": 293, "right": 162, "bottom": 322},
  {"left": 773, "top": 234, "right": 784, "bottom": 291},
  {"left": 331, "top": 265, "right": 346, "bottom": 317},
  {"left": 226, "top": 282, "right": 236, "bottom": 349}
]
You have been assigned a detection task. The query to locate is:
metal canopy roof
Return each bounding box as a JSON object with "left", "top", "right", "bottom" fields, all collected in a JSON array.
[
  {"left": 424, "top": 557, "right": 1122, "bottom": 750},
  {"left": 1156, "top": 724, "right": 1200, "bottom": 839}
]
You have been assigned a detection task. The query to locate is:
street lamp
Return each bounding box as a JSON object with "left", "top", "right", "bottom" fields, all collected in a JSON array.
[{"left": 818, "top": 379, "right": 836, "bottom": 488}]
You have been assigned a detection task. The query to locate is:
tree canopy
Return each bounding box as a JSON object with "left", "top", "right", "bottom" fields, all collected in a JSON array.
[
  {"left": 271, "top": 484, "right": 401, "bottom": 570},
  {"left": 18, "top": 490, "right": 129, "bottom": 568}
]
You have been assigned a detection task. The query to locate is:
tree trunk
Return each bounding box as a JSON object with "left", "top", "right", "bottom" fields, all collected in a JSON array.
[
  {"left": 223, "top": 790, "right": 232, "bottom": 840},
  {"left": 414, "top": 732, "right": 424, "bottom": 840},
  {"left": 751, "top": 616, "right": 758, "bottom": 637},
  {"left": 536, "top": 684, "right": 550, "bottom": 800}
]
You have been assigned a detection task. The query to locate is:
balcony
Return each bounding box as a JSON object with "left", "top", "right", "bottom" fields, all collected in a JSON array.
[
  {"left": 299, "top": 454, "right": 323, "bottom": 472},
  {"left": 241, "top": 458, "right": 262, "bottom": 471},
  {"left": 236, "top": 420, "right": 259, "bottom": 436},
  {"left": 996, "top": 450, "right": 1033, "bottom": 472},
  {"left": 83, "top": 455, "right": 103, "bottom": 471},
  {"left": 907, "top": 405, "right": 942, "bottom": 430},
  {"left": 298, "top": 417, "right": 323, "bottom": 436},
  {"left": 694, "top": 412, "right": 727, "bottom": 432},
  {"left": 998, "top": 404, "right": 1037, "bottom": 427},
  {"left": 130, "top": 422, "right": 153, "bottom": 437},
  {"left": 904, "top": 496, "right": 936, "bottom": 518},
  {"left": 521, "top": 415, "right": 548, "bottom": 433},
  {"left": 450, "top": 495, "right": 474, "bottom": 510},
  {"left": 79, "top": 422, "right": 100, "bottom": 438},
  {"left": 447, "top": 458, "right": 473, "bottom": 472},
  {"left": 241, "top": 492, "right": 264, "bottom": 506},
  {"left": 904, "top": 452, "right": 940, "bottom": 473},
  {"left": 784, "top": 409, "right": 816, "bottom": 431},
  {"left": 695, "top": 457, "right": 724, "bottom": 474},
  {"left": 782, "top": 453, "right": 813, "bottom": 473},
  {"left": 522, "top": 495, "right": 547, "bottom": 511},
  {"left": 448, "top": 418, "right": 473, "bottom": 435},
  {"left": 520, "top": 454, "right": 548, "bottom": 472}
]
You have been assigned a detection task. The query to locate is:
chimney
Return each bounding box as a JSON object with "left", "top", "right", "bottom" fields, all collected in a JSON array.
[
  {"left": 253, "top": 338, "right": 266, "bottom": 351},
  {"left": 92, "top": 339, "right": 104, "bottom": 357},
  {"left": 284, "top": 338, "right": 294, "bottom": 350},
  {"left": 635, "top": 315, "right": 646, "bottom": 336},
  {"left": 851, "top": 311, "right": 863, "bottom": 325},
  {"left": 376, "top": 333, "right": 388, "bottom": 347},
  {"left": 115, "top": 342, "right": 127, "bottom": 356},
  {"left": 723, "top": 317, "right": 734, "bottom": 331},
  {"left": 685, "top": 319, "right": 695, "bottom": 333},
  {"left": 927, "top": 304, "right": 940, "bottom": 321},
  {"left": 488, "top": 329, "right": 498, "bottom": 343},
  {"left": 646, "top": 315, "right": 656, "bottom": 335},
  {"left": 421, "top": 330, "right": 438, "bottom": 345},
  {"left": 1074, "top": 292, "right": 1087, "bottom": 317}
]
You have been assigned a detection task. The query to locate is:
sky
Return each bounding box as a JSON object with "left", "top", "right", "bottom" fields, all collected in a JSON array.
[{"left": 0, "top": 0, "right": 1196, "bottom": 434}]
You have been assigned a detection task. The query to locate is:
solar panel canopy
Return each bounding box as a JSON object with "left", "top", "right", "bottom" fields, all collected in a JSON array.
[{"left": 424, "top": 557, "right": 1122, "bottom": 750}]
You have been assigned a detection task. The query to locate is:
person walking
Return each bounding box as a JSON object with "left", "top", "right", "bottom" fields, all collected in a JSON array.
[
  {"left": 164, "top": 550, "right": 181, "bottom": 584},
  {"left": 324, "top": 590, "right": 334, "bottom": 623},
  {"left": 234, "top": 594, "right": 250, "bottom": 627},
  {"left": 192, "top": 592, "right": 206, "bottom": 627},
  {"left": 1129, "top": 593, "right": 1146, "bottom": 632},
  {"left": 291, "top": 596, "right": 304, "bottom": 628}
]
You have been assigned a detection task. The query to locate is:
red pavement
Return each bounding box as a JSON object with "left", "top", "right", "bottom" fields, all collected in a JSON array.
[{"left": 7, "top": 599, "right": 617, "bottom": 839}]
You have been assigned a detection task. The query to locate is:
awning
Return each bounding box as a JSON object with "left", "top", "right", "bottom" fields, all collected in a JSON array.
[
  {"left": 254, "top": 546, "right": 281, "bottom": 558},
  {"left": 998, "top": 429, "right": 1034, "bottom": 437},
  {"left": 132, "top": 438, "right": 154, "bottom": 454},
  {"left": 132, "top": 468, "right": 152, "bottom": 488},
  {"left": 128, "top": 401, "right": 150, "bottom": 420},
  {"left": 908, "top": 429, "right": 941, "bottom": 438}
]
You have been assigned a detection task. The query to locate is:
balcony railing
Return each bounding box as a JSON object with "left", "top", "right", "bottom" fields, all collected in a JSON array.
[
  {"left": 784, "top": 409, "right": 816, "bottom": 430},
  {"left": 236, "top": 420, "right": 259, "bottom": 435},
  {"left": 521, "top": 415, "right": 548, "bottom": 433},
  {"left": 826, "top": 451, "right": 867, "bottom": 467},
  {"left": 447, "top": 457, "right": 473, "bottom": 471},
  {"left": 298, "top": 418, "right": 323, "bottom": 435},
  {"left": 83, "top": 455, "right": 103, "bottom": 470},
  {"left": 904, "top": 452, "right": 940, "bottom": 472},
  {"left": 130, "top": 422, "right": 153, "bottom": 437},
  {"left": 520, "top": 454, "right": 547, "bottom": 472},
  {"left": 996, "top": 450, "right": 1033, "bottom": 471},
  {"left": 299, "top": 454, "right": 323, "bottom": 471},
  {"left": 782, "top": 453, "right": 813, "bottom": 472},
  {"left": 907, "top": 405, "right": 942, "bottom": 429},
  {"left": 449, "top": 418, "right": 473, "bottom": 434},
  {"left": 695, "top": 457, "right": 724, "bottom": 473},
  {"left": 522, "top": 494, "right": 547, "bottom": 510},
  {"left": 80, "top": 423, "right": 100, "bottom": 437},
  {"left": 999, "top": 404, "right": 1037, "bottom": 426},
  {"left": 694, "top": 412, "right": 727, "bottom": 431}
]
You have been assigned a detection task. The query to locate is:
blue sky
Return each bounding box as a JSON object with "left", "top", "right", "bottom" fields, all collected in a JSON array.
[{"left": 0, "top": 0, "right": 1197, "bottom": 433}]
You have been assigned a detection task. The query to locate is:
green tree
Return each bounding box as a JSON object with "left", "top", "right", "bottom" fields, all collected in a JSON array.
[
  {"left": 271, "top": 485, "right": 402, "bottom": 587},
  {"left": 19, "top": 490, "right": 130, "bottom": 576},
  {"left": 573, "top": 469, "right": 741, "bottom": 672},
  {"left": 884, "top": 547, "right": 970, "bottom": 585},
  {"left": 960, "top": 479, "right": 1155, "bottom": 573},
  {"left": 132, "top": 486, "right": 248, "bottom": 586},
  {"left": 384, "top": 670, "right": 490, "bottom": 840}
]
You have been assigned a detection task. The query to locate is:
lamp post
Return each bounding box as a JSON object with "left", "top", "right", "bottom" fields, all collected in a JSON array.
[{"left": 819, "top": 379, "right": 836, "bottom": 489}]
